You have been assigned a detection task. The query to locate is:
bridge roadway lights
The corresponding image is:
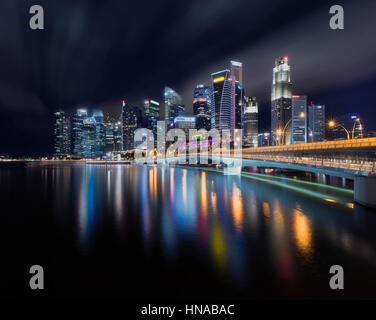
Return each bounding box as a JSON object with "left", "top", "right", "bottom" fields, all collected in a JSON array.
[{"left": 354, "top": 176, "right": 376, "bottom": 208}]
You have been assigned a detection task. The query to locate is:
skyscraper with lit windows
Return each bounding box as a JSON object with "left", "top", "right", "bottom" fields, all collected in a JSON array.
[
  {"left": 211, "top": 69, "right": 234, "bottom": 132},
  {"left": 308, "top": 103, "right": 325, "bottom": 142},
  {"left": 92, "top": 109, "right": 106, "bottom": 158},
  {"left": 53, "top": 110, "right": 71, "bottom": 158},
  {"left": 164, "top": 87, "right": 184, "bottom": 128},
  {"left": 231, "top": 61, "right": 244, "bottom": 133},
  {"left": 292, "top": 95, "right": 307, "bottom": 144},
  {"left": 243, "top": 97, "right": 258, "bottom": 147},
  {"left": 271, "top": 56, "right": 292, "bottom": 145},
  {"left": 122, "top": 100, "right": 142, "bottom": 151},
  {"left": 193, "top": 85, "right": 211, "bottom": 131},
  {"left": 71, "top": 108, "right": 89, "bottom": 158},
  {"left": 144, "top": 99, "right": 160, "bottom": 139}
]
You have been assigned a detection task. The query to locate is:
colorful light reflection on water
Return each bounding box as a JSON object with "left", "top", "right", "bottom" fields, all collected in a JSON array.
[{"left": 2, "top": 163, "right": 376, "bottom": 299}]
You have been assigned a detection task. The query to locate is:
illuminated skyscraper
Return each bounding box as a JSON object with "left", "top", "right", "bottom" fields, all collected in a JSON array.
[
  {"left": 292, "top": 95, "right": 307, "bottom": 144},
  {"left": 193, "top": 85, "right": 211, "bottom": 131},
  {"left": 243, "top": 97, "right": 258, "bottom": 147},
  {"left": 105, "top": 121, "right": 115, "bottom": 153},
  {"left": 92, "top": 109, "right": 106, "bottom": 158},
  {"left": 231, "top": 61, "right": 244, "bottom": 135},
  {"left": 164, "top": 87, "right": 184, "bottom": 128},
  {"left": 230, "top": 60, "right": 243, "bottom": 86},
  {"left": 308, "top": 104, "right": 325, "bottom": 142},
  {"left": 105, "top": 118, "right": 123, "bottom": 153},
  {"left": 53, "top": 110, "right": 71, "bottom": 158},
  {"left": 82, "top": 116, "right": 96, "bottom": 158},
  {"left": 72, "top": 108, "right": 89, "bottom": 158},
  {"left": 271, "top": 57, "right": 292, "bottom": 144},
  {"left": 211, "top": 69, "right": 234, "bottom": 132},
  {"left": 143, "top": 99, "right": 160, "bottom": 139},
  {"left": 122, "top": 100, "right": 142, "bottom": 151}
]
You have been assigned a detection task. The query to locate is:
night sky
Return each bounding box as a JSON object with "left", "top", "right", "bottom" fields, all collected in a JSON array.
[{"left": 0, "top": 0, "right": 376, "bottom": 156}]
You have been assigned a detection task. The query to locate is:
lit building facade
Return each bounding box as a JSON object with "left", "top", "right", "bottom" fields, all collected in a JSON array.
[
  {"left": 211, "top": 69, "right": 234, "bottom": 132},
  {"left": 271, "top": 57, "right": 292, "bottom": 145},
  {"left": 54, "top": 110, "right": 71, "bottom": 158},
  {"left": 193, "top": 85, "right": 211, "bottom": 131},
  {"left": 231, "top": 61, "right": 244, "bottom": 134},
  {"left": 308, "top": 104, "right": 325, "bottom": 142},
  {"left": 72, "top": 108, "right": 89, "bottom": 158},
  {"left": 243, "top": 97, "right": 258, "bottom": 148},
  {"left": 92, "top": 110, "right": 106, "bottom": 158},
  {"left": 122, "top": 100, "right": 142, "bottom": 151},
  {"left": 143, "top": 99, "right": 160, "bottom": 141},
  {"left": 82, "top": 116, "right": 96, "bottom": 158},
  {"left": 164, "top": 87, "right": 184, "bottom": 128},
  {"left": 292, "top": 95, "right": 307, "bottom": 144}
]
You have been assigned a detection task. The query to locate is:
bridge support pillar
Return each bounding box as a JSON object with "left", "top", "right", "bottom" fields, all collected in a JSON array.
[{"left": 354, "top": 176, "right": 376, "bottom": 208}]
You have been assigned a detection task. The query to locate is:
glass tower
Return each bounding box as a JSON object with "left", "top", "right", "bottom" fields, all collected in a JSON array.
[
  {"left": 243, "top": 97, "right": 258, "bottom": 148},
  {"left": 308, "top": 104, "right": 325, "bottom": 142},
  {"left": 211, "top": 69, "right": 234, "bottom": 132},
  {"left": 53, "top": 110, "right": 71, "bottom": 158},
  {"left": 271, "top": 57, "right": 292, "bottom": 144},
  {"left": 93, "top": 109, "right": 106, "bottom": 158},
  {"left": 122, "top": 100, "right": 142, "bottom": 151},
  {"left": 144, "top": 99, "right": 160, "bottom": 140},
  {"left": 164, "top": 87, "right": 184, "bottom": 128},
  {"left": 292, "top": 95, "right": 307, "bottom": 144},
  {"left": 193, "top": 85, "right": 211, "bottom": 131},
  {"left": 231, "top": 61, "right": 244, "bottom": 134},
  {"left": 72, "top": 108, "right": 88, "bottom": 158},
  {"left": 82, "top": 116, "right": 96, "bottom": 158}
]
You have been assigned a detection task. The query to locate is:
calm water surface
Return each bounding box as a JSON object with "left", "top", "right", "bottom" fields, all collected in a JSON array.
[{"left": 1, "top": 163, "right": 376, "bottom": 299}]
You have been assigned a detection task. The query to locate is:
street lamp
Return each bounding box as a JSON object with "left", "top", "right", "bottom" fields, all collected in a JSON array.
[{"left": 328, "top": 120, "right": 350, "bottom": 140}]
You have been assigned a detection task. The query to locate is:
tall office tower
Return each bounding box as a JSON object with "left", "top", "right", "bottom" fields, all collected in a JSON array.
[
  {"left": 82, "top": 116, "right": 96, "bottom": 158},
  {"left": 122, "top": 100, "right": 142, "bottom": 151},
  {"left": 271, "top": 56, "right": 292, "bottom": 145},
  {"left": 105, "top": 119, "right": 123, "bottom": 153},
  {"left": 164, "top": 87, "right": 184, "bottom": 128},
  {"left": 292, "top": 95, "right": 307, "bottom": 144},
  {"left": 113, "top": 118, "right": 123, "bottom": 151},
  {"left": 71, "top": 108, "right": 89, "bottom": 158},
  {"left": 230, "top": 60, "right": 243, "bottom": 86},
  {"left": 243, "top": 97, "right": 258, "bottom": 147},
  {"left": 308, "top": 104, "right": 325, "bottom": 142},
  {"left": 231, "top": 61, "right": 244, "bottom": 133},
  {"left": 105, "top": 121, "right": 115, "bottom": 153},
  {"left": 211, "top": 69, "right": 234, "bottom": 132},
  {"left": 144, "top": 99, "right": 160, "bottom": 139},
  {"left": 92, "top": 109, "right": 106, "bottom": 158},
  {"left": 193, "top": 85, "right": 211, "bottom": 131},
  {"left": 53, "top": 110, "right": 71, "bottom": 158}
]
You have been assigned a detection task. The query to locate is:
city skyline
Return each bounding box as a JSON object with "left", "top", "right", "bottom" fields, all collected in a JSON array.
[{"left": 52, "top": 55, "right": 369, "bottom": 159}]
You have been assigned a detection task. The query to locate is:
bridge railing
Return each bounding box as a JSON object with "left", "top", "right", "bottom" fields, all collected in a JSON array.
[{"left": 242, "top": 137, "right": 376, "bottom": 153}]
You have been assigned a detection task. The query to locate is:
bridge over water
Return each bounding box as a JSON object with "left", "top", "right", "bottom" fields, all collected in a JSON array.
[{"left": 136, "top": 137, "right": 376, "bottom": 208}]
